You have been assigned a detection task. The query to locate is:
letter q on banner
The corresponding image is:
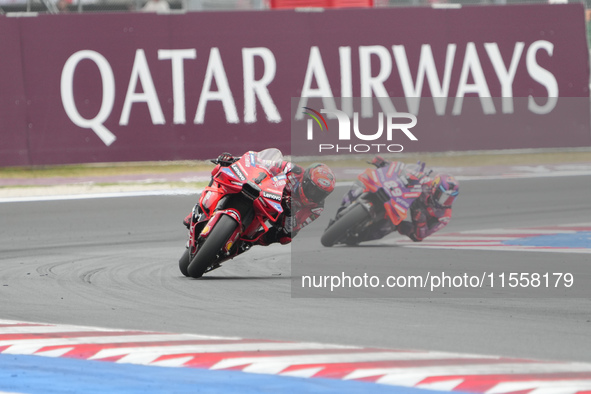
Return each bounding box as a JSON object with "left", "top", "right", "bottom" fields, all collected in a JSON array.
[{"left": 61, "top": 50, "right": 116, "bottom": 146}]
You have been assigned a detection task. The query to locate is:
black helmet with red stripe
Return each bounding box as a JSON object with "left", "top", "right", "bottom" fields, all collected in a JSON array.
[{"left": 300, "top": 163, "right": 336, "bottom": 205}]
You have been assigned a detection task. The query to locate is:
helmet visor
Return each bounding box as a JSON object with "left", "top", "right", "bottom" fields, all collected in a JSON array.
[
  {"left": 302, "top": 178, "right": 330, "bottom": 204},
  {"left": 434, "top": 184, "right": 458, "bottom": 207}
]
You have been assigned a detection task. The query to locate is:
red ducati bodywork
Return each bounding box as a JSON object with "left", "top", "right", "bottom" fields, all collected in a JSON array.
[{"left": 181, "top": 149, "right": 287, "bottom": 278}]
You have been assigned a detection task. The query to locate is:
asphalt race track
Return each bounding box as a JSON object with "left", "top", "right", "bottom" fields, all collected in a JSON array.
[{"left": 1, "top": 174, "right": 590, "bottom": 369}]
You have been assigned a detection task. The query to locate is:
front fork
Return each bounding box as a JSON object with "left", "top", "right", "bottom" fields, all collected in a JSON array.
[
  {"left": 189, "top": 208, "right": 243, "bottom": 258},
  {"left": 187, "top": 204, "right": 204, "bottom": 253}
]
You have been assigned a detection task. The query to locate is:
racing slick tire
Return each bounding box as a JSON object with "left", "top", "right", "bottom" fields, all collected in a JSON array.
[
  {"left": 321, "top": 203, "right": 370, "bottom": 247},
  {"left": 187, "top": 215, "right": 238, "bottom": 278},
  {"left": 179, "top": 248, "right": 191, "bottom": 277}
]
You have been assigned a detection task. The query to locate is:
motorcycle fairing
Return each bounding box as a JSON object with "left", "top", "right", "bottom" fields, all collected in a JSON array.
[
  {"left": 189, "top": 149, "right": 288, "bottom": 260},
  {"left": 357, "top": 164, "right": 423, "bottom": 226}
]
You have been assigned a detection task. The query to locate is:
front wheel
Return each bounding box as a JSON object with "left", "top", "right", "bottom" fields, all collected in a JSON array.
[
  {"left": 187, "top": 215, "right": 238, "bottom": 278},
  {"left": 179, "top": 248, "right": 190, "bottom": 277},
  {"left": 321, "top": 203, "right": 371, "bottom": 247}
]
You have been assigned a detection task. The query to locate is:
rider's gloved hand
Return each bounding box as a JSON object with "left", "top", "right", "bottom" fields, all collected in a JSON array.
[
  {"left": 370, "top": 156, "right": 389, "bottom": 168},
  {"left": 282, "top": 195, "right": 292, "bottom": 216},
  {"left": 216, "top": 152, "right": 235, "bottom": 167}
]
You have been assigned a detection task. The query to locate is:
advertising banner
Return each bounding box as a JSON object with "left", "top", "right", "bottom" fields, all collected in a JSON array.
[
  {"left": 0, "top": 17, "right": 29, "bottom": 166},
  {"left": 0, "top": 4, "right": 588, "bottom": 166}
]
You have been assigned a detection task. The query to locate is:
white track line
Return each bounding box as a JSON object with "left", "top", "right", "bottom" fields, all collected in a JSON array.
[
  {"left": 2, "top": 168, "right": 591, "bottom": 204},
  {"left": 0, "top": 334, "right": 242, "bottom": 355},
  {"left": 2, "top": 319, "right": 591, "bottom": 394},
  {"left": 212, "top": 350, "right": 497, "bottom": 373},
  {"left": 345, "top": 362, "right": 591, "bottom": 384},
  {"left": 0, "top": 189, "right": 198, "bottom": 204},
  {"left": 486, "top": 379, "right": 591, "bottom": 394},
  {"left": 90, "top": 342, "right": 356, "bottom": 364}
]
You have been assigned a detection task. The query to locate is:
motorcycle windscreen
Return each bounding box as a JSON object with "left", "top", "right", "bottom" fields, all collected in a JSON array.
[{"left": 255, "top": 148, "right": 284, "bottom": 176}]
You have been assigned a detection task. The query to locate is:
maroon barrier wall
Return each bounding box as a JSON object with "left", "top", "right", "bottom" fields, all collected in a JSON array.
[
  {"left": 0, "top": 18, "right": 29, "bottom": 166},
  {"left": 0, "top": 4, "right": 589, "bottom": 166}
]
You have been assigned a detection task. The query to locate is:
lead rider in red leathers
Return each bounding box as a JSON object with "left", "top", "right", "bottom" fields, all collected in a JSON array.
[{"left": 185, "top": 152, "right": 336, "bottom": 247}]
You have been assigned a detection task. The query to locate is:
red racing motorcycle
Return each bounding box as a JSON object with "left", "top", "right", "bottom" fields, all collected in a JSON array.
[{"left": 179, "top": 148, "right": 288, "bottom": 278}]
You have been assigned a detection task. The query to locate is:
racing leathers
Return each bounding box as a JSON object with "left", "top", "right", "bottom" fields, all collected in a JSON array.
[
  {"left": 396, "top": 193, "right": 452, "bottom": 242},
  {"left": 256, "top": 161, "right": 325, "bottom": 246}
]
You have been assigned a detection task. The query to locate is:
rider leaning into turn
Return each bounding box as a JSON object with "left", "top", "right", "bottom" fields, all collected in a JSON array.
[
  {"left": 340, "top": 156, "right": 459, "bottom": 243},
  {"left": 184, "top": 152, "right": 336, "bottom": 246}
]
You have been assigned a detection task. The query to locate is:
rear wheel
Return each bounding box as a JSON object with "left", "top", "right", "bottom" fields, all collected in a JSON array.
[
  {"left": 321, "top": 203, "right": 371, "bottom": 247},
  {"left": 187, "top": 215, "right": 238, "bottom": 278}
]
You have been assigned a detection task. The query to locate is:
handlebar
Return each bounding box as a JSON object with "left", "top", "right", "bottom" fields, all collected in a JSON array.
[{"left": 210, "top": 157, "right": 238, "bottom": 166}]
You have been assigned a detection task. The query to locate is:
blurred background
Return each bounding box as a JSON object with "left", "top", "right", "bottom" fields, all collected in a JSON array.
[
  {"left": 0, "top": 0, "right": 585, "bottom": 16},
  {"left": 2, "top": 0, "right": 590, "bottom": 78}
]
